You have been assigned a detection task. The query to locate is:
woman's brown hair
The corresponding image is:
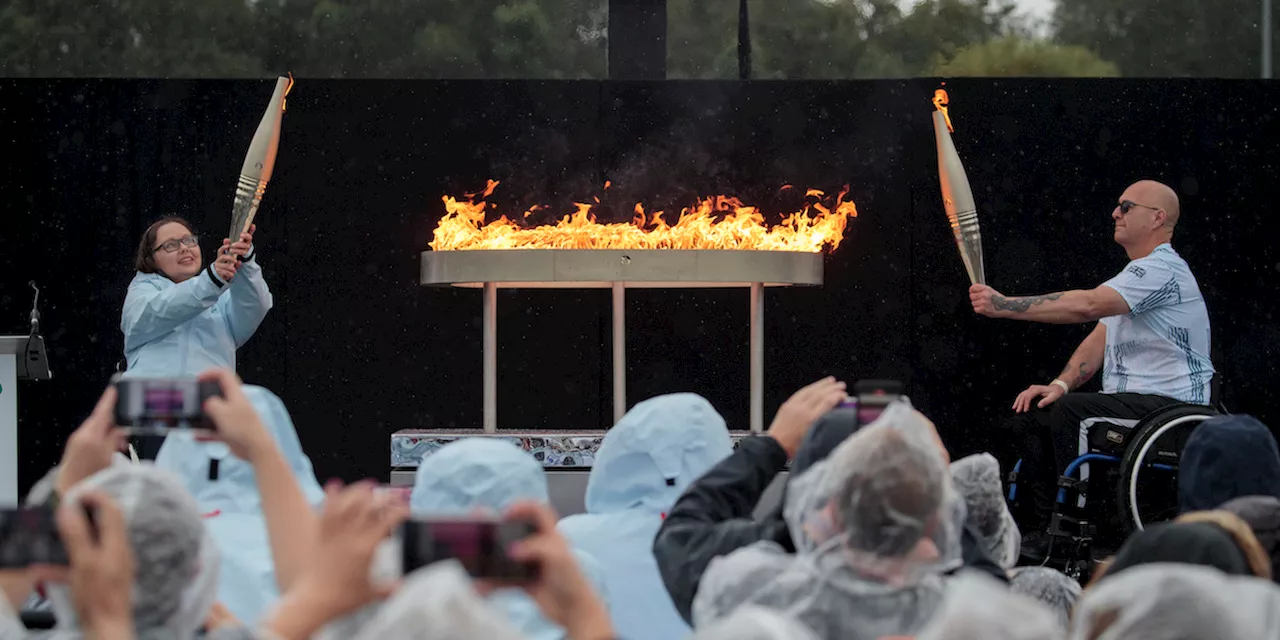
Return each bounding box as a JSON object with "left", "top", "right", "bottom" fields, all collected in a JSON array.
[{"left": 134, "top": 216, "right": 196, "bottom": 275}]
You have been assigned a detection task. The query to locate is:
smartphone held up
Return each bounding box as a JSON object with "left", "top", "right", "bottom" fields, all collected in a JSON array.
[
  {"left": 0, "top": 505, "right": 98, "bottom": 569},
  {"left": 111, "top": 374, "right": 222, "bottom": 436},
  {"left": 399, "top": 515, "right": 539, "bottom": 582},
  {"left": 838, "top": 379, "right": 904, "bottom": 428}
]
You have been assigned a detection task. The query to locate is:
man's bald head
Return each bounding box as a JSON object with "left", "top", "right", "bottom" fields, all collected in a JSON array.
[
  {"left": 1127, "top": 180, "right": 1181, "bottom": 231},
  {"left": 1113, "top": 180, "right": 1181, "bottom": 257}
]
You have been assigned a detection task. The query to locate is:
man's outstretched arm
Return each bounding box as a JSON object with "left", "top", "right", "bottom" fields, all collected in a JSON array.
[{"left": 971, "top": 284, "right": 1130, "bottom": 324}]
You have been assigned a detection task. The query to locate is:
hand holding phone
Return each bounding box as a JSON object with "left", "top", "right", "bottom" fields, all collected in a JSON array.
[
  {"left": 294, "top": 483, "right": 404, "bottom": 619},
  {"left": 482, "top": 501, "right": 613, "bottom": 640},
  {"left": 56, "top": 492, "right": 134, "bottom": 636},
  {"left": 57, "top": 386, "right": 128, "bottom": 497}
]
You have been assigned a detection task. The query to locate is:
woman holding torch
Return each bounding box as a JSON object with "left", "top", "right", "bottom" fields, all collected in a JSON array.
[{"left": 119, "top": 217, "right": 272, "bottom": 458}]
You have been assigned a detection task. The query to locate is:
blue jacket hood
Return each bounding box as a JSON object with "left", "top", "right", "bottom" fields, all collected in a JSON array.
[
  {"left": 154, "top": 384, "right": 325, "bottom": 514},
  {"left": 585, "top": 393, "right": 733, "bottom": 514},
  {"left": 1179, "top": 414, "right": 1280, "bottom": 512},
  {"left": 407, "top": 439, "right": 609, "bottom": 640},
  {"left": 410, "top": 438, "right": 549, "bottom": 514}
]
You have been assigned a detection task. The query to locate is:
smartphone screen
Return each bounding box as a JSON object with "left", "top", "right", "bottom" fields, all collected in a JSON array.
[
  {"left": 400, "top": 518, "right": 538, "bottom": 580},
  {"left": 839, "top": 380, "right": 904, "bottom": 427},
  {"left": 0, "top": 507, "right": 68, "bottom": 569},
  {"left": 113, "top": 377, "right": 219, "bottom": 433}
]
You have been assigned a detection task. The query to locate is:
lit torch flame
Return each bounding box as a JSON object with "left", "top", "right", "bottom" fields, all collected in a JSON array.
[
  {"left": 282, "top": 73, "right": 294, "bottom": 112},
  {"left": 933, "top": 87, "right": 953, "bottom": 133},
  {"left": 429, "top": 182, "right": 859, "bottom": 253}
]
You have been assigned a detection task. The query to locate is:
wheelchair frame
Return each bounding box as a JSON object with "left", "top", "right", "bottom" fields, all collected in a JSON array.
[{"left": 1008, "top": 403, "right": 1218, "bottom": 554}]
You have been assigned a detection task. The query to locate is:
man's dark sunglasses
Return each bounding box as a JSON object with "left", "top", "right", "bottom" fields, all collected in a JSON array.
[{"left": 1118, "top": 200, "right": 1160, "bottom": 214}]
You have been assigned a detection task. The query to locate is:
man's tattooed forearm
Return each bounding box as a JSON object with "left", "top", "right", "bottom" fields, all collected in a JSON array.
[
  {"left": 992, "top": 292, "right": 1064, "bottom": 313},
  {"left": 1074, "top": 362, "right": 1092, "bottom": 385}
]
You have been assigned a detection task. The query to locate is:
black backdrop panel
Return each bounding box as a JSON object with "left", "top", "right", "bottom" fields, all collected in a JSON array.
[{"left": 4, "top": 78, "right": 1278, "bottom": 491}]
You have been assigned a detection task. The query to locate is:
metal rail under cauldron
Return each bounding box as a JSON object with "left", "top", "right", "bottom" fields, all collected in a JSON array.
[{"left": 420, "top": 249, "right": 825, "bottom": 433}]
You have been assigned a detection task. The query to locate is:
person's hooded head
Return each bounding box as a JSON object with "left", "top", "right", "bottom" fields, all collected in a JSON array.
[
  {"left": 154, "top": 384, "right": 325, "bottom": 514},
  {"left": 813, "top": 401, "right": 957, "bottom": 579},
  {"left": 1178, "top": 414, "right": 1280, "bottom": 513},
  {"left": 558, "top": 394, "right": 731, "bottom": 640},
  {"left": 1219, "top": 495, "right": 1280, "bottom": 583},
  {"left": 693, "top": 400, "right": 953, "bottom": 640},
  {"left": 47, "top": 464, "right": 219, "bottom": 639},
  {"left": 153, "top": 385, "right": 324, "bottom": 625},
  {"left": 1008, "top": 566, "right": 1081, "bottom": 630},
  {"left": 1069, "top": 564, "right": 1280, "bottom": 640},
  {"left": 950, "top": 453, "right": 1021, "bottom": 569},
  {"left": 410, "top": 438, "right": 548, "bottom": 514},
  {"left": 582, "top": 393, "right": 732, "bottom": 515},
  {"left": 410, "top": 438, "right": 608, "bottom": 640},
  {"left": 917, "top": 571, "right": 1063, "bottom": 640}
]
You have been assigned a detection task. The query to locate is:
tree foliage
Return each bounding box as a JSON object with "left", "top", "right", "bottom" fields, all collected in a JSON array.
[
  {"left": 1053, "top": 0, "right": 1276, "bottom": 77},
  {"left": 932, "top": 36, "right": 1120, "bottom": 77},
  {"left": 1, "top": 0, "right": 1261, "bottom": 79}
]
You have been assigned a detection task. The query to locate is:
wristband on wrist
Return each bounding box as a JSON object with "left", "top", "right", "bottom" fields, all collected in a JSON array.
[
  {"left": 1051, "top": 379, "right": 1071, "bottom": 394},
  {"left": 206, "top": 263, "right": 227, "bottom": 288}
]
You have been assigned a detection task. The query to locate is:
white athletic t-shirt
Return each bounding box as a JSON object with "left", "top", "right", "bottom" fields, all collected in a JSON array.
[{"left": 1098, "top": 243, "right": 1214, "bottom": 404}]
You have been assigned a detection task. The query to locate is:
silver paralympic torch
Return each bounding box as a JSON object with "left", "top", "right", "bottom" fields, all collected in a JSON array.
[
  {"left": 229, "top": 75, "right": 292, "bottom": 243},
  {"left": 932, "top": 90, "right": 985, "bottom": 286}
]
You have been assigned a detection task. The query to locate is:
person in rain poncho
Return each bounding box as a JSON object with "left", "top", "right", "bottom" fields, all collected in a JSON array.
[
  {"left": 949, "top": 453, "right": 1021, "bottom": 571},
  {"left": 408, "top": 438, "right": 609, "bottom": 640},
  {"left": 1069, "top": 563, "right": 1280, "bottom": 640},
  {"left": 153, "top": 385, "right": 325, "bottom": 625},
  {"left": 653, "top": 379, "right": 1006, "bottom": 626},
  {"left": 1007, "top": 566, "right": 1081, "bottom": 630},
  {"left": 692, "top": 400, "right": 957, "bottom": 640},
  {"left": 558, "top": 393, "right": 733, "bottom": 640},
  {"left": 690, "top": 606, "right": 820, "bottom": 640},
  {"left": 0, "top": 464, "right": 220, "bottom": 639},
  {"left": 916, "top": 571, "right": 1063, "bottom": 640}
]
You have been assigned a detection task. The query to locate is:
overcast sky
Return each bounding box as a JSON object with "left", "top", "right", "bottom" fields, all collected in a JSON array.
[{"left": 1013, "top": 0, "right": 1055, "bottom": 21}]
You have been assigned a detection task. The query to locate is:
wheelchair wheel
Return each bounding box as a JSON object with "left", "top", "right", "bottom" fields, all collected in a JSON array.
[{"left": 1116, "top": 404, "right": 1217, "bottom": 534}]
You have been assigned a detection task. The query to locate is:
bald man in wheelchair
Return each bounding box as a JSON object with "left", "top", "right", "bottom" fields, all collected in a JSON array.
[{"left": 969, "top": 180, "right": 1215, "bottom": 552}]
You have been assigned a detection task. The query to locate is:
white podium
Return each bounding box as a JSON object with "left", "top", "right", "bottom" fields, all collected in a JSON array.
[{"left": 1, "top": 335, "right": 51, "bottom": 504}]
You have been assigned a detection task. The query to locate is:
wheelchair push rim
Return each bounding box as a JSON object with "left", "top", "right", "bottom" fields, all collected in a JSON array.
[{"left": 1121, "top": 410, "right": 1216, "bottom": 532}]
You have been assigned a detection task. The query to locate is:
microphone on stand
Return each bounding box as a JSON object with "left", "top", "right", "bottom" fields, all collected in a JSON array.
[
  {"left": 21, "top": 281, "right": 51, "bottom": 380},
  {"left": 28, "top": 281, "right": 39, "bottom": 336}
]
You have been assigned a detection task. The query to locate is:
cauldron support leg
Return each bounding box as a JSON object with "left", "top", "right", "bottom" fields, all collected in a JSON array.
[
  {"left": 612, "top": 282, "right": 626, "bottom": 424},
  {"left": 750, "top": 282, "right": 764, "bottom": 433},
  {"left": 484, "top": 282, "right": 497, "bottom": 433}
]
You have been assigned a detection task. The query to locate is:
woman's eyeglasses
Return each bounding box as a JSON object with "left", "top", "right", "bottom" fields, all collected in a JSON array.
[
  {"left": 1118, "top": 200, "right": 1159, "bottom": 215},
  {"left": 153, "top": 235, "right": 199, "bottom": 254}
]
